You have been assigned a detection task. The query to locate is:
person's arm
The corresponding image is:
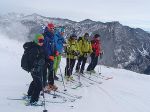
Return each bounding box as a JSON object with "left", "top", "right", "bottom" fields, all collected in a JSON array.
[
  {"left": 88, "top": 42, "right": 93, "bottom": 54},
  {"left": 77, "top": 40, "right": 82, "bottom": 56},
  {"left": 29, "top": 47, "right": 39, "bottom": 68},
  {"left": 54, "top": 34, "right": 59, "bottom": 56}
]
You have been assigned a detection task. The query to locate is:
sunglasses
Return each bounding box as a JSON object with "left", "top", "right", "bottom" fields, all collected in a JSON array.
[
  {"left": 48, "top": 27, "right": 55, "bottom": 30},
  {"left": 38, "top": 39, "right": 44, "bottom": 43}
]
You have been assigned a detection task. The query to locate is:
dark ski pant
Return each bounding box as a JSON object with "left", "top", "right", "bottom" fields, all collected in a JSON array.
[
  {"left": 43, "top": 60, "right": 54, "bottom": 85},
  {"left": 87, "top": 53, "right": 98, "bottom": 71},
  {"left": 43, "top": 63, "right": 48, "bottom": 87},
  {"left": 28, "top": 73, "right": 42, "bottom": 103},
  {"left": 65, "top": 58, "right": 76, "bottom": 76},
  {"left": 76, "top": 55, "right": 87, "bottom": 72}
]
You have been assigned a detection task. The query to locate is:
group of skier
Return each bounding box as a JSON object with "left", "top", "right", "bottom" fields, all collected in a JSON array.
[{"left": 22, "top": 23, "right": 103, "bottom": 105}]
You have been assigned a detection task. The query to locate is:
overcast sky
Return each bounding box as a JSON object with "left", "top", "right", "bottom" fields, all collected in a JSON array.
[{"left": 0, "top": 0, "right": 150, "bottom": 31}]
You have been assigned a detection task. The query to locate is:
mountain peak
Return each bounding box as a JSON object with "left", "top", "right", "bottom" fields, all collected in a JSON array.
[
  {"left": 106, "top": 21, "right": 120, "bottom": 25},
  {"left": 79, "top": 19, "right": 96, "bottom": 25},
  {"left": 80, "top": 19, "right": 94, "bottom": 22}
]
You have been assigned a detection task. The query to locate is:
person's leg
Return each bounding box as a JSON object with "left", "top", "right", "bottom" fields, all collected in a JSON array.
[
  {"left": 30, "top": 73, "right": 42, "bottom": 103},
  {"left": 70, "top": 59, "right": 76, "bottom": 75},
  {"left": 55, "top": 55, "right": 61, "bottom": 74},
  {"left": 27, "top": 81, "right": 34, "bottom": 97},
  {"left": 48, "top": 61, "right": 54, "bottom": 85},
  {"left": 53, "top": 56, "right": 59, "bottom": 80},
  {"left": 80, "top": 56, "right": 87, "bottom": 73},
  {"left": 87, "top": 53, "right": 95, "bottom": 71},
  {"left": 65, "top": 58, "right": 70, "bottom": 77},
  {"left": 47, "top": 60, "right": 58, "bottom": 91},
  {"left": 53, "top": 56, "right": 57, "bottom": 74},
  {"left": 75, "top": 56, "right": 82, "bottom": 72},
  {"left": 42, "top": 62, "right": 48, "bottom": 87},
  {"left": 91, "top": 56, "right": 98, "bottom": 70}
]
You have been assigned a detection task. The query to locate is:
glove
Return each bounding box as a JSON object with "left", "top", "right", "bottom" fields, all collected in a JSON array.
[
  {"left": 100, "top": 51, "right": 104, "bottom": 55},
  {"left": 63, "top": 44, "right": 68, "bottom": 47},
  {"left": 76, "top": 51, "right": 80, "bottom": 56},
  {"left": 83, "top": 53, "right": 88, "bottom": 57},
  {"left": 72, "top": 51, "right": 80, "bottom": 56},
  {"left": 55, "top": 51, "right": 59, "bottom": 56},
  {"left": 99, "top": 51, "right": 103, "bottom": 59},
  {"left": 49, "top": 56, "right": 54, "bottom": 61}
]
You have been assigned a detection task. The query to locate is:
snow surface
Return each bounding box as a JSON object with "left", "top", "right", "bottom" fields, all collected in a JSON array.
[{"left": 0, "top": 36, "right": 150, "bottom": 112}]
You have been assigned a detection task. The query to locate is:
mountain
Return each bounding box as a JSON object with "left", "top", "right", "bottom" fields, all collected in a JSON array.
[
  {"left": 1, "top": 36, "right": 150, "bottom": 112},
  {"left": 0, "top": 13, "right": 150, "bottom": 74}
]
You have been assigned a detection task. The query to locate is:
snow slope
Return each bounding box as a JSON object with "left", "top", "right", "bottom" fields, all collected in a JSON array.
[{"left": 0, "top": 36, "right": 150, "bottom": 112}]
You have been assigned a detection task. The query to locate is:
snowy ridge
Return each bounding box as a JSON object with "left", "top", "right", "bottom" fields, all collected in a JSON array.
[
  {"left": 0, "top": 36, "right": 150, "bottom": 112},
  {"left": 1, "top": 13, "right": 150, "bottom": 74}
]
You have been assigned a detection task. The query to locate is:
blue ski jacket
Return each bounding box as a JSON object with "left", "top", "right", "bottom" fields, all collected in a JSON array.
[
  {"left": 55, "top": 31, "right": 66, "bottom": 54},
  {"left": 43, "top": 27, "right": 56, "bottom": 58}
]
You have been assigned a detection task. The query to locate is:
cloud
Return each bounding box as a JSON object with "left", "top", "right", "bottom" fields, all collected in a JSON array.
[
  {"left": 0, "top": 22, "right": 29, "bottom": 41},
  {"left": 0, "top": 0, "right": 150, "bottom": 30}
]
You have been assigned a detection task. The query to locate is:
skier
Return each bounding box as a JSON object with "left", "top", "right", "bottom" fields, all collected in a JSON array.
[
  {"left": 53, "top": 27, "right": 66, "bottom": 80},
  {"left": 75, "top": 33, "right": 92, "bottom": 74},
  {"left": 65, "top": 34, "right": 80, "bottom": 81},
  {"left": 26, "top": 34, "right": 46, "bottom": 105},
  {"left": 86, "top": 34, "right": 103, "bottom": 73},
  {"left": 43, "top": 23, "right": 58, "bottom": 92}
]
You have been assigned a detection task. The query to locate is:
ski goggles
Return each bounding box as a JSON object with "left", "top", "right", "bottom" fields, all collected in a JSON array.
[{"left": 38, "top": 39, "right": 44, "bottom": 43}]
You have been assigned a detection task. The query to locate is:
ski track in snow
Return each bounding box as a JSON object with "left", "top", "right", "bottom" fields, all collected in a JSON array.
[{"left": 1, "top": 37, "right": 150, "bottom": 112}]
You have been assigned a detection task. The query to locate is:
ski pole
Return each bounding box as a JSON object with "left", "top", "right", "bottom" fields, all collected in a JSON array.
[
  {"left": 41, "top": 67, "right": 48, "bottom": 112},
  {"left": 59, "top": 65, "right": 67, "bottom": 91},
  {"left": 98, "top": 55, "right": 101, "bottom": 75},
  {"left": 52, "top": 67, "right": 57, "bottom": 98},
  {"left": 77, "top": 55, "right": 81, "bottom": 84},
  {"left": 98, "top": 51, "right": 103, "bottom": 75}
]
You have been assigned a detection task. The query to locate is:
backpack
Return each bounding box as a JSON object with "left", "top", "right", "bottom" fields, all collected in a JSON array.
[{"left": 21, "top": 42, "right": 36, "bottom": 72}]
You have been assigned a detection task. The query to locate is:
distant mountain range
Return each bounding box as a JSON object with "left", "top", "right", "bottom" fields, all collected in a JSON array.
[{"left": 1, "top": 13, "right": 150, "bottom": 74}]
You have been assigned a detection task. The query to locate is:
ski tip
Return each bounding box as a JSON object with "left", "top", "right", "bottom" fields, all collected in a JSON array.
[
  {"left": 43, "top": 110, "right": 48, "bottom": 112},
  {"left": 53, "top": 96, "right": 57, "bottom": 98},
  {"left": 69, "top": 105, "right": 74, "bottom": 109},
  {"left": 64, "top": 89, "right": 67, "bottom": 91},
  {"left": 105, "top": 77, "right": 113, "bottom": 80}
]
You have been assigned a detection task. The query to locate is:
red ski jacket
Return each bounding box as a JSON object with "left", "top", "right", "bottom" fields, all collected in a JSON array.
[{"left": 91, "top": 39, "right": 101, "bottom": 56}]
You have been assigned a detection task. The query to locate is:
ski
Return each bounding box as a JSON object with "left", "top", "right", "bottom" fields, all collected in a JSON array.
[
  {"left": 71, "top": 82, "right": 82, "bottom": 89},
  {"left": 7, "top": 97, "right": 44, "bottom": 106},
  {"left": 84, "top": 72, "right": 113, "bottom": 81},
  {"left": 74, "top": 72, "right": 102, "bottom": 84},
  {"left": 81, "top": 74, "right": 103, "bottom": 84},
  {"left": 73, "top": 73, "right": 94, "bottom": 85},
  {"left": 7, "top": 98, "right": 27, "bottom": 101},
  {"left": 90, "top": 73, "right": 113, "bottom": 80},
  {"left": 56, "top": 90, "right": 82, "bottom": 99},
  {"left": 104, "top": 76, "right": 113, "bottom": 80},
  {"left": 65, "top": 79, "right": 84, "bottom": 90},
  {"left": 80, "top": 77, "right": 95, "bottom": 85},
  {"left": 71, "top": 79, "right": 91, "bottom": 87},
  {"left": 45, "top": 91, "right": 75, "bottom": 102}
]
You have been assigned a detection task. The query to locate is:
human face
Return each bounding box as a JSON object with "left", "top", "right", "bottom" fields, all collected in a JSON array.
[
  {"left": 38, "top": 38, "right": 44, "bottom": 46},
  {"left": 61, "top": 32, "right": 65, "bottom": 36},
  {"left": 94, "top": 37, "right": 99, "bottom": 41},
  {"left": 85, "top": 35, "right": 89, "bottom": 38},
  {"left": 48, "top": 27, "right": 55, "bottom": 33}
]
